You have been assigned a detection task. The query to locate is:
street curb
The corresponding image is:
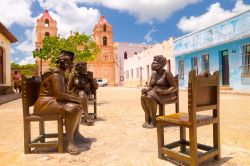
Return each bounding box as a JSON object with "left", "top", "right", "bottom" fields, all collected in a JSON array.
[{"left": 0, "top": 93, "right": 22, "bottom": 105}]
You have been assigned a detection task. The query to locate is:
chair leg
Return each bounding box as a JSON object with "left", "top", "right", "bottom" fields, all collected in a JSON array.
[
  {"left": 159, "top": 104, "right": 165, "bottom": 116},
  {"left": 189, "top": 126, "right": 198, "bottom": 166},
  {"left": 157, "top": 122, "right": 165, "bottom": 159},
  {"left": 213, "top": 122, "right": 221, "bottom": 160},
  {"left": 175, "top": 102, "right": 179, "bottom": 113},
  {"left": 39, "top": 121, "right": 45, "bottom": 142},
  {"left": 57, "top": 116, "right": 64, "bottom": 153},
  {"left": 24, "top": 121, "right": 31, "bottom": 154},
  {"left": 180, "top": 126, "right": 186, "bottom": 152},
  {"left": 94, "top": 101, "right": 97, "bottom": 119}
]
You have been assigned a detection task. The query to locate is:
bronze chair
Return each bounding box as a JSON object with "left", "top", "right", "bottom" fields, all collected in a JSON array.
[
  {"left": 88, "top": 86, "right": 97, "bottom": 119},
  {"left": 156, "top": 70, "right": 220, "bottom": 166},
  {"left": 21, "top": 75, "right": 64, "bottom": 154},
  {"left": 158, "top": 74, "right": 179, "bottom": 116}
]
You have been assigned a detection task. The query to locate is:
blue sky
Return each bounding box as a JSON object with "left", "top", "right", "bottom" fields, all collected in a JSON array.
[{"left": 0, "top": 0, "right": 250, "bottom": 65}]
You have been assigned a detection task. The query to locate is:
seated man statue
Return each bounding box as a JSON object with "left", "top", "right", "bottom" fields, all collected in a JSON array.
[
  {"left": 34, "top": 50, "right": 89, "bottom": 155},
  {"left": 68, "top": 62, "right": 98, "bottom": 124},
  {"left": 141, "top": 55, "right": 177, "bottom": 128}
]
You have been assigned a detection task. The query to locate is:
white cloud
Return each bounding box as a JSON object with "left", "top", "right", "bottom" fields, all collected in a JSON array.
[
  {"left": 144, "top": 27, "right": 157, "bottom": 43},
  {"left": 74, "top": 0, "right": 200, "bottom": 23},
  {"left": 0, "top": 0, "right": 34, "bottom": 27},
  {"left": 19, "top": 56, "right": 36, "bottom": 65},
  {"left": 177, "top": 0, "right": 250, "bottom": 33},
  {"left": 38, "top": 1, "right": 100, "bottom": 37},
  {"left": 16, "top": 28, "right": 36, "bottom": 64}
]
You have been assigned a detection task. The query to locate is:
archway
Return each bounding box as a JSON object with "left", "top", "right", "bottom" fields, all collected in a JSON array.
[{"left": 0, "top": 47, "right": 3, "bottom": 84}]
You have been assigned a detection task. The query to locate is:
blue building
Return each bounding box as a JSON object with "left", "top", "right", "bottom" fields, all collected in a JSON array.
[{"left": 174, "top": 10, "right": 250, "bottom": 90}]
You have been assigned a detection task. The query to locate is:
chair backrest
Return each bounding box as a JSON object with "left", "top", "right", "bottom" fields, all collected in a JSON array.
[
  {"left": 174, "top": 74, "right": 179, "bottom": 95},
  {"left": 188, "top": 70, "right": 219, "bottom": 115},
  {"left": 21, "top": 75, "right": 41, "bottom": 116}
]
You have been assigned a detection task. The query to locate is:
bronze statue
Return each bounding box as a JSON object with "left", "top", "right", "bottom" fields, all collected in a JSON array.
[
  {"left": 141, "top": 55, "right": 177, "bottom": 128},
  {"left": 68, "top": 62, "right": 98, "bottom": 124},
  {"left": 34, "top": 51, "right": 89, "bottom": 155}
]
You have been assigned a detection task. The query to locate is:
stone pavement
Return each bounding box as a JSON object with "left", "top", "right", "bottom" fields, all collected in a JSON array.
[{"left": 0, "top": 87, "right": 250, "bottom": 166}]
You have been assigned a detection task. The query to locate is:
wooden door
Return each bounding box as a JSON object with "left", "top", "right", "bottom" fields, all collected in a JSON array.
[
  {"left": 0, "top": 47, "right": 3, "bottom": 84},
  {"left": 222, "top": 50, "right": 229, "bottom": 85}
]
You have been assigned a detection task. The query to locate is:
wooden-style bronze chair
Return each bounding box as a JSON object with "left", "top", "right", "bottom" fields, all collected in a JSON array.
[
  {"left": 21, "top": 76, "right": 64, "bottom": 154},
  {"left": 156, "top": 70, "right": 220, "bottom": 166},
  {"left": 158, "top": 74, "right": 179, "bottom": 116},
  {"left": 88, "top": 86, "right": 97, "bottom": 119}
]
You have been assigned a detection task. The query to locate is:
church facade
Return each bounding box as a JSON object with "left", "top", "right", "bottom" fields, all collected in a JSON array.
[{"left": 35, "top": 10, "right": 150, "bottom": 86}]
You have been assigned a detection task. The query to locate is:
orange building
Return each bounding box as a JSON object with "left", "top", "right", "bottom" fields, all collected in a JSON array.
[
  {"left": 35, "top": 9, "right": 57, "bottom": 75},
  {"left": 88, "top": 16, "right": 116, "bottom": 86},
  {"left": 35, "top": 11, "right": 116, "bottom": 85}
]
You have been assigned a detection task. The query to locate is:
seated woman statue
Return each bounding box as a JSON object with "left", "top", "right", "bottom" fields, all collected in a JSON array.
[
  {"left": 141, "top": 55, "right": 177, "bottom": 128},
  {"left": 68, "top": 62, "right": 98, "bottom": 124},
  {"left": 34, "top": 51, "right": 89, "bottom": 155}
]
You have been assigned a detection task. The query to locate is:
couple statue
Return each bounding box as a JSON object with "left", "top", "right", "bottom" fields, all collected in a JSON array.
[{"left": 34, "top": 51, "right": 97, "bottom": 155}]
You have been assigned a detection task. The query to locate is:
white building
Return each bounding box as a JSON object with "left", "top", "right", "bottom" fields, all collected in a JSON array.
[
  {"left": 114, "top": 42, "right": 151, "bottom": 86},
  {"left": 124, "top": 37, "right": 174, "bottom": 87}
]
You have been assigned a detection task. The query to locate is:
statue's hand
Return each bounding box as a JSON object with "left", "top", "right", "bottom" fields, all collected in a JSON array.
[
  {"left": 154, "top": 87, "right": 163, "bottom": 95},
  {"left": 141, "top": 88, "right": 148, "bottom": 95}
]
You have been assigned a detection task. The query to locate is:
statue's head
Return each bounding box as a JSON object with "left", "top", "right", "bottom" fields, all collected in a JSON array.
[
  {"left": 151, "top": 55, "right": 167, "bottom": 71},
  {"left": 56, "top": 50, "right": 75, "bottom": 71},
  {"left": 75, "top": 62, "right": 87, "bottom": 74}
]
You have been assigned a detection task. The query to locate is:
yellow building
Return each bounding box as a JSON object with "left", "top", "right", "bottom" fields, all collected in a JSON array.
[{"left": 0, "top": 21, "right": 17, "bottom": 93}]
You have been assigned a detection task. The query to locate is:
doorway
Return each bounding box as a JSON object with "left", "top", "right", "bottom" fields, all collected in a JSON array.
[
  {"left": 0, "top": 47, "right": 3, "bottom": 84},
  {"left": 221, "top": 50, "right": 229, "bottom": 85}
]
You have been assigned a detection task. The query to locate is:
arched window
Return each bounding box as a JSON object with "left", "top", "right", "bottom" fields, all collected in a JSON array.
[
  {"left": 45, "top": 32, "right": 50, "bottom": 37},
  {"left": 103, "top": 36, "right": 107, "bottom": 46},
  {"left": 45, "top": 19, "right": 49, "bottom": 27},
  {"left": 124, "top": 51, "right": 128, "bottom": 59},
  {"left": 103, "top": 24, "right": 106, "bottom": 31}
]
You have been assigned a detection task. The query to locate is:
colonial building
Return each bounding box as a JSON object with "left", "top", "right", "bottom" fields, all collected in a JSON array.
[
  {"left": 35, "top": 9, "right": 58, "bottom": 75},
  {"left": 0, "top": 22, "right": 18, "bottom": 94},
  {"left": 124, "top": 37, "right": 174, "bottom": 87},
  {"left": 88, "top": 16, "right": 116, "bottom": 86},
  {"left": 174, "top": 10, "right": 250, "bottom": 90},
  {"left": 114, "top": 42, "right": 152, "bottom": 86}
]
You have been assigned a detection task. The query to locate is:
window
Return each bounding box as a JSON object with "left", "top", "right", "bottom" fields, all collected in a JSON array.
[
  {"left": 45, "top": 32, "right": 50, "bottom": 37},
  {"left": 131, "top": 69, "right": 133, "bottom": 79},
  {"left": 241, "top": 44, "right": 250, "bottom": 77},
  {"left": 146, "top": 65, "right": 150, "bottom": 80},
  {"left": 103, "top": 36, "right": 107, "bottom": 46},
  {"left": 124, "top": 51, "right": 128, "bottom": 59},
  {"left": 136, "top": 68, "right": 139, "bottom": 78},
  {"left": 126, "top": 70, "right": 129, "bottom": 79},
  {"left": 178, "top": 60, "right": 184, "bottom": 80},
  {"left": 45, "top": 19, "right": 49, "bottom": 27},
  {"left": 191, "top": 57, "right": 198, "bottom": 75},
  {"left": 201, "top": 54, "right": 209, "bottom": 72},
  {"left": 103, "top": 24, "right": 106, "bottom": 31}
]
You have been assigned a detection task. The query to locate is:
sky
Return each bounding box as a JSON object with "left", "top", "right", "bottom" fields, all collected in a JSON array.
[{"left": 0, "top": 0, "right": 250, "bottom": 65}]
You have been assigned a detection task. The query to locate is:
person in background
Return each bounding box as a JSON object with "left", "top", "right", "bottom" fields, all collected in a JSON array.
[{"left": 13, "top": 70, "right": 21, "bottom": 93}]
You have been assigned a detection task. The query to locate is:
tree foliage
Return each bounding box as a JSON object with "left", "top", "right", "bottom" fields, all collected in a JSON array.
[
  {"left": 11, "top": 63, "right": 38, "bottom": 76},
  {"left": 32, "top": 32, "right": 100, "bottom": 65}
]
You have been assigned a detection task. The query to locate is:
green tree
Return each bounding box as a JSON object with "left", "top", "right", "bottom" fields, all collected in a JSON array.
[
  {"left": 11, "top": 63, "right": 38, "bottom": 76},
  {"left": 33, "top": 32, "right": 100, "bottom": 65}
]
